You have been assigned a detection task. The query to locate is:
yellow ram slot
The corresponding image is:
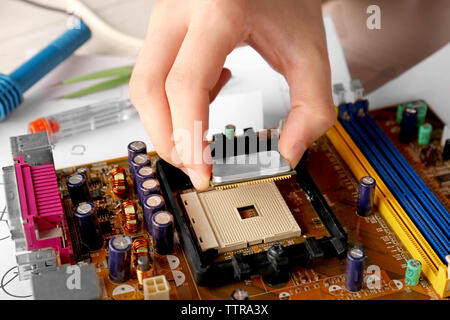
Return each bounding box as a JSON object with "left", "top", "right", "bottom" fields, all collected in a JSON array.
[{"left": 326, "top": 120, "right": 449, "bottom": 298}]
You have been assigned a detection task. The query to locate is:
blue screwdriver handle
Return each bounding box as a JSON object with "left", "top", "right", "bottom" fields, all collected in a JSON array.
[{"left": 0, "top": 20, "right": 91, "bottom": 121}]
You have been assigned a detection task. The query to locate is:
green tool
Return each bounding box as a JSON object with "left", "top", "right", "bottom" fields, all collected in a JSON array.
[{"left": 61, "top": 65, "right": 133, "bottom": 98}]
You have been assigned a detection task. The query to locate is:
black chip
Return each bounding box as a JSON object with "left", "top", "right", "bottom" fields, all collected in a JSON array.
[{"left": 99, "top": 221, "right": 113, "bottom": 235}]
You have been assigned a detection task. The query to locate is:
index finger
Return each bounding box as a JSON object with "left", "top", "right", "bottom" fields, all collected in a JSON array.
[{"left": 165, "top": 5, "right": 246, "bottom": 190}]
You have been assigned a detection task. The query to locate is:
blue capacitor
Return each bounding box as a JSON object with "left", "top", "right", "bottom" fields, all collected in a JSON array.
[
  {"left": 127, "top": 141, "right": 147, "bottom": 174},
  {"left": 151, "top": 211, "right": 174, "bottom": 255},
  {"left": 74, "top": 202, "right": 103, "bottom": 251},
  {"left": 399, "top": 107, "right": 418, "bottom": 143},
  {"left": 345, "top": 247, "right": 366, "bottom": 292},
  {"left": 108, "top": 235, "right": 132, "bottom": 283},
  {"left": 66, "top": 172, "right": 91, "bottom": 206},
  {"left": 138, "top": 178, "right": 160, "bottom": 204},
  {"left": 143, "top": 194, "right": 165, "bottom": 232},
  {"left": 357, "top": 176, "right": 376, "bottom": 217}
]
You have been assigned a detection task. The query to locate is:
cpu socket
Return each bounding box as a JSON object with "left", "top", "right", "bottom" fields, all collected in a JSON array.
[{"left": 181, "top": 181, "right": 301, "bottom": 253}]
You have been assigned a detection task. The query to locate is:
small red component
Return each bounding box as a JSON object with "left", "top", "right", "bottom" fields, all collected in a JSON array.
[{"left": 111, "top": 167, "right": 128, "bottom": 198}]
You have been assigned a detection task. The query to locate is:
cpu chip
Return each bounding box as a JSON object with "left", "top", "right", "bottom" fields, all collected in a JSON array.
[{"left": 181, "top": 181, "right": 301, "bottom": 253}]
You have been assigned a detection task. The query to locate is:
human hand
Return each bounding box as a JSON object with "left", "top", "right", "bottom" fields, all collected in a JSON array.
[{"left": 130, "top": 0, "right": 335, "bottom": 190}]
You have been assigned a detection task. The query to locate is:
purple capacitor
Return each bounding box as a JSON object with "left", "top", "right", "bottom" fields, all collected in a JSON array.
[
  {"left": 67, "top": 172, "right": 91, "bottom": 206},
  {"left": 345, "top": 247, "right": 365, "bottom": 292},
  {"left": 357, "top": 176, "right": 376, "bottom": 217},
  {"left": 127, "top": 141, "right": 147, "bottom": 174},
  {"left": 143, "top": 194, "right": 165, "bottom": 232},
  {"left": 131, "top": 153, "right": 151, "bottom": 178},
  {"left": 138, "top": 178, "right": 160, "bottom": 203},
  {"left": 399, "top": 107, "right": 417, "bottom": 143},
  {"left": 74, "top": 201, "right": 103, "bottom": 251},
  {"left": 108, "top": 235, "right": 132, "bottom": 283},
  {"left": 135, "top": 166, "right": 155, "bottom": 187},
  {"left": 151, "top": 211, "right": 174, "bottom": 255}
]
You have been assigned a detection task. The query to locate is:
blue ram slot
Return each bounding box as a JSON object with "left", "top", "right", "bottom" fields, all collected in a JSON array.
[
  {"left": 364, "top": 113, "right": 450, "bottom": 224},
  {"left": 343, "top": 116, "right": 449, "bottom": 256},
  {"left": 353, "top": 114, "right": 450, "bottom": 241},
  {"left": 340, "top": 114, "right": 449, "bottom": 261},
  {"left": 338, "top": 104, "right": 449, "bottom": 262},
  {"left": 354, "top": 115, "right": 450, "bottom": 235}
]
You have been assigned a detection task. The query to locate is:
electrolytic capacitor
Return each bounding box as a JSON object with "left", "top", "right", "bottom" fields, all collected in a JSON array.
[
  {"left": 143, "top": 194, "right": 165, "bottom": 232},
  {"left": 422, "top": 145, "right": 437, "bottom": 167},
  {"left": 345, "top": 247, "right": 365, "bottom": 292},
  {"left": 396, "top": 104, "right": 405, "bottom": 123},
  {"left": 225, "top": 124, "right": 236, "bottom": 140},
  {"left": 417, "top": 123, "right": 432, "bottom": 145},
  {"left": 128, "top": 141, "right": 147, "bottom": 156},
  {"left": 357, "top": 176, "right": 376, "bottom": 217},
  {"left": 127, "top": 141, "right": 147, "bottom": 173},
  {"left": 138, "top": 178, "right": 160, "bottom": 203},
  {"left": 108, "top": 235, "right": 132, "bottom": 283},
  {"left": 443, "top": 139, "right": 450, "bottom": 161},
  {"left": 74, "top": 202, "right": 103, "bottom": 251},
  {"left": 231, "top": 289, "right": 249, "bottom": 300},
  {"left": 66, "top": 172, "right": 91, "bottom": 206},
  {"left": 135, "top": 166, "right": 155, "bottom": 188},
  {"left": 131, "top": 153, "right": 151, "bottom": 179},
  {"left": 151, "top": 211, "right": 174, "bottom": 255},
  {"left": 405, "top": 259, "right": 422, "bottom": 286},
  {"left": 399, "top": 107, "right": 418, "bottom": 143}
]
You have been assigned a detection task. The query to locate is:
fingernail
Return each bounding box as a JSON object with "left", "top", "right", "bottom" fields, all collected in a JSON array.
[
  {"left": 286, "top": 141, "right": 307, "bottom": 169},
  {"left": 185, "top": 168, "right": 209, "bottom": 190}
]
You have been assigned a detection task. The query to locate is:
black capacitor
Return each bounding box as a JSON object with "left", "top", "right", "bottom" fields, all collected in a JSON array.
[
  {"left": 66, "top": 172, "right": 91, "bottom": 206},
  {"left": 127, "top": 141, "right": 147, "bottom": 174},
  {"left": 357, "top": 176, "right": 376, "bottom": 217},
  {"left": 443, "top": 139, "right": 450, "bottom": 161},
  {"left": 399, "top": 107, "right": 418, "bottom": 143},
  {"left": 151, "top": 211, "right": 174, "bottom": 255},
  {"left": 345, "top": 247, "right": 366, "bottom": 292},
  {"left": 74, "top": 202, "right": 103, "bottom": 251}
]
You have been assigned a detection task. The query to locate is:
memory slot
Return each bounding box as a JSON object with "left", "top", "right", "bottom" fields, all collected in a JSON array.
[
  {"left": 341, "top": 118, "right": 449, "bottom": 260},
  {"left": 364, "top": 114, "right": 450, "bottom": 224},
  {"left": 350, "top": 112, "right": 450, "bottom": 242},
  {"left": 327, "top": 119, "right": 449, "bottom": 297},
  {"left": 353, "top": 116, "right": 450, "bottom": 235},
  {"left": 339, "top": 108, "right": 449, "bottom": 262},
  {"left": 342, "top": 117, "right": 449, "bottom": 260}
]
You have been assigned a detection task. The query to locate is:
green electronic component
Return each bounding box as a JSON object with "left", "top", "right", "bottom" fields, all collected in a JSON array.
[
  {"left": 225, "top": 124, "right": 236, "bottom": 140},
  {"left": 396, "top": 105, "right": 405, "bottom": 123},
  {"left": 405, "top": 259, "right": 422, "bottom": 286},
  {"left": 418, "top": 123, "right": 432, "bottom": 145},
  {"left": 414, "top": 101, "right": 428, "bottom": 126}
]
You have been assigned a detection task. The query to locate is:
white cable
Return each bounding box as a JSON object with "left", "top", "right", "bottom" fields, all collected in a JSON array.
[{"left": 32, "top": 0, "right": 145, "bottom": 49}]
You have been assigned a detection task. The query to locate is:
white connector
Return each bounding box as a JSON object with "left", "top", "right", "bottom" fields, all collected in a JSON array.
[{"left": 143, "top": 275, "right": 170, "bottom": 300}]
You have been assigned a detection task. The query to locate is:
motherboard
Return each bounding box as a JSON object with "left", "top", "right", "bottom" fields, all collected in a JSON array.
[{"left": 3, "top": 90, "right": 449, "bottom": 300}]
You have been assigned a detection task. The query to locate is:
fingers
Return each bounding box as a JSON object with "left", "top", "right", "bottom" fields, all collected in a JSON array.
[
  {"left": 129, "top": 1, "right": 187, "bottom": 165},
  {"left": 165, "top": 8, "right": 244, "bottom": 190},
  {"left": 278, "top": 50, "right": 336, "bottom": 169},
  {"left": 209, "top": 68, "right": 232, "bottom": 102}
]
